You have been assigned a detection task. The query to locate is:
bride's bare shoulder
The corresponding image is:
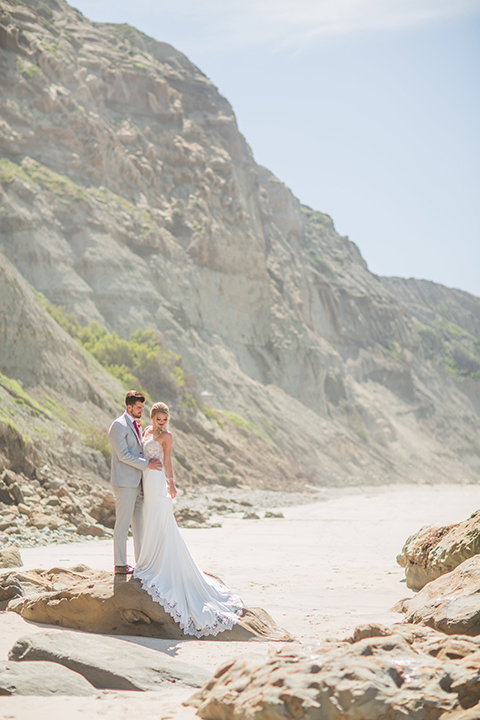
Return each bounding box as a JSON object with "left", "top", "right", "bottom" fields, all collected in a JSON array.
[{"left": 142, "top": 425, "right": 153, "bottom": 437}]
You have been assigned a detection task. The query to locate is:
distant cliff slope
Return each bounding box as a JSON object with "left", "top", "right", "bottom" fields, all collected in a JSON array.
[{"left": 1, "top": 0, "right": 479, "bottom": 487}]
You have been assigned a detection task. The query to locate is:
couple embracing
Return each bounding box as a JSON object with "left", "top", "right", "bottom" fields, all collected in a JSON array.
[{"left": 108, "top": 390, "right": 242, "bottom": 637}]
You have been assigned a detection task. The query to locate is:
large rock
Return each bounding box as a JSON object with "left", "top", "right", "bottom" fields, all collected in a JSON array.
[
  {"left": 0, "top": 660, "right": 97, "bottom": 696},
  {"left": 89, "top": 493, "right": 116, "bottom": 528},
  {"left": 0, "top": 547, "right": 22, "bottom": 569},
  {"left": 394, "top": 555, "right": 480, "bottom": 635},
  {"left": 9, "top": 630, "right": 209, "bottom": 691},
  {"left": 5, "top": 565, "right": 292, "bottom": 641},
  {"left": 397, "top": 510, "right": 480, "bottom": 590},
  {"left": 187, "top": 622, "right": 480, "bottom": 720}
]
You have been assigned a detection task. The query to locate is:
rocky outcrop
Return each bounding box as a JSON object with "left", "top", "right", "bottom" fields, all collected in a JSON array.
[
  {"left": 397, "top": 510, "right": 480, "bottom": 590},
  {"left": 0, "top": 659, "right": 98, "bottom": 696},
  {"left": 0, "top": 0, "right": 479, "bottom": 488},
  {"left": 394, "top": 556, "right": 480, "bottom": 635},
  {"left": 0, "top": 420, "right": 40, "bottom": 480},
  {"left": 9, "top": 629, "right": 210, "bottom": 690},
  {"left": 0, "top": 464, "right": 115, "bottom": 548},
  {"left": 187, "top": 622, "right": 480, "bottom": 720},
  {"left": 5, "top": 565, "right": 293, "bottom": 641}
]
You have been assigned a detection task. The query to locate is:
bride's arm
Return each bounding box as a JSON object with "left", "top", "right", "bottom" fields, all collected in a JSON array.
[{"left": 162, "top": 433, "right": 177, "bottom": 499}]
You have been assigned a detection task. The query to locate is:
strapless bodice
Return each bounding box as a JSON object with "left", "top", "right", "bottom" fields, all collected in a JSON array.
[{"left": 143, "top": 437, "right": 164, "bottom": 461}]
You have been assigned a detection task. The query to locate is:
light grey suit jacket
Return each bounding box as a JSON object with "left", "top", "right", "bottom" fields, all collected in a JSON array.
[{"left": 109, "top": 411, "right": 148, "bottom": 488}]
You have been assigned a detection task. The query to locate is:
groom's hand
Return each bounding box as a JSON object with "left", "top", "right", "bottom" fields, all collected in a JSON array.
[{"left": 148, "top": 459, "right": 163, "bottom": 470}]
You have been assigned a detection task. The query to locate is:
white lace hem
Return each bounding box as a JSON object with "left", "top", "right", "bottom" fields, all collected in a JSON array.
[{"left": 134, "top": 574, "right": 244, "bottom": 638}]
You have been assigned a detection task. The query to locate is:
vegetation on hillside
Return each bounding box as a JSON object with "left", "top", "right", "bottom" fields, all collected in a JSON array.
[
  {"left": 43, "top": 301, "right": 199, "bottom": 406},
  {"left": 417, "top": 318, "right": 480, "bottom": 380}
]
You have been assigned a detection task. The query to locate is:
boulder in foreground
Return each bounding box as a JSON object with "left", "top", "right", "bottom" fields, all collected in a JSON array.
[
  {"left": 393, "top": 555, "right": 480, "bottom": 635},
  {"left": 187, "top": 622, "right": 480, "bottom": 720},
  {"left": 0, "top": 659, "right": 97, "bottom": 696},
  {"left": 397, "top": 510, "right": 480, "bottom": 590},
  {"left": 9, "top": 629, "right": 209, "bottom": 690},
  {"left": 5, "top": 565, "right": 293, "bottom": 641}
]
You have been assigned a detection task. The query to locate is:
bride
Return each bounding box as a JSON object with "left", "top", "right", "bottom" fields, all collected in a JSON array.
[{"left": 133, "top": 401, "right": 243, "bottom": 637}]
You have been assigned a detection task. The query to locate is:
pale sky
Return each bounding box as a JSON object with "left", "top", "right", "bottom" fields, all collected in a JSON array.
[{"left": 72, "top": 0, "right": 480, "bottom": 297}]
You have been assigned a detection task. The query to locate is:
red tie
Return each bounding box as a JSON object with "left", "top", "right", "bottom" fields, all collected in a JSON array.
[{"left": 133, "top": 420, "right": 141, "bottom": 441}]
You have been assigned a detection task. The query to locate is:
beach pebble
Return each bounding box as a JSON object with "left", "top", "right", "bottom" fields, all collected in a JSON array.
[
  {"left": 28, "top": 513, "right": 54, "bottom": 530},
  {"left": 0, "top": 514, "right": 18, "bottom": 531}
]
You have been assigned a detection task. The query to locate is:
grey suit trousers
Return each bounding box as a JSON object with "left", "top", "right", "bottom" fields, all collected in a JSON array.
[
  {"left": 109, "top": 411, "right": 148, "bottom": 567},
  {"left": 113, "top": 484, "right": 144, "bottom": 566}
]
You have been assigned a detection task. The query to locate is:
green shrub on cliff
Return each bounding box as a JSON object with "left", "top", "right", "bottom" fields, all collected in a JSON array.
[
  {"left": 417, "top": 320, "right": 480, "bottom": 380},
  {"left": 41, "top": 301, "right": 193, "bottom": 404},
  {"left": 43, "top": 302, "right": 82, "bottom": 338},
  {"left": 78, "top": 323, "right": 187, "bottom": 401}
]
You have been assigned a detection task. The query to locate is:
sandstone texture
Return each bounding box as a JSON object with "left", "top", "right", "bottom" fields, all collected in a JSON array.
[
  {"left": 187, "top": 622, "right": 480, "bottom": 720},
  {"left": 0, "top": 0, "right": 478, "bottom": 495},
  {"left": 0, "top": 546, "right": 22, "bottom": 568},
  {"left": 4, "top": 565, "right": 293, "bottom": 641},
  {"left": 9, "top": 629, "right": 210, "bottom": 690},
  {"left": 394, "top": 556, "right": 480, "bottom": 635},
  {"left": 397, "top": 510, "right": 480, "bottom": 590},
  {"left": 0, "top": 658, "right": 98, "bottom": 696}
]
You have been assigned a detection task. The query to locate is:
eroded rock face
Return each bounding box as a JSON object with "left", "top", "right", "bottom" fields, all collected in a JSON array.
[
  {"left": 394, "top": 556, "right": 480, "bottom": 635},
  {"left": 397, "top": 511, "right": 480, "bottom": 590},
  {"left": 0, "top": 0, "right": 479, "bottom": 488},
  {"left": 0, "top": 254, "right": 121, "bottom": 411},
  {"left": 0, "top": 420, "right": 40, "bottom": 480},
  {"left": 187, "top": 623, "right": 480, "bottom": 720},
  {"left": 4, "top": 565, "right": 293, "bottom": 641}
]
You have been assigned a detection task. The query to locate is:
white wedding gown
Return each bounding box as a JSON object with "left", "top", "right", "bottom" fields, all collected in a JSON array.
[{"left": 133, "top": 437, "right": 243, "bottom": 637}]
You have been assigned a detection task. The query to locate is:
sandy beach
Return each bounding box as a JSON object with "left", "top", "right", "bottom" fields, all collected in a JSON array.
[{"left": 1, "top": 483, "right": 479, "bottom": 719}]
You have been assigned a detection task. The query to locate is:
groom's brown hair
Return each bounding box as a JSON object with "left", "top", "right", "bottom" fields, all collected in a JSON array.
[{"left": 125, "top": 390, "right": 145, "bottom": 407}]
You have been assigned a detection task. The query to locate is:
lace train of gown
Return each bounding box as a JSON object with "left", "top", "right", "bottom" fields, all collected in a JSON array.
[{"left": 133, "top": 437, "right": 243, "bottom": 637}]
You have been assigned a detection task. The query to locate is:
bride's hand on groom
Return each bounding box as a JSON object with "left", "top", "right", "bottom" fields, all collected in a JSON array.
[{"left": 148, "top": 459, "right": 163, "bottom": 470}]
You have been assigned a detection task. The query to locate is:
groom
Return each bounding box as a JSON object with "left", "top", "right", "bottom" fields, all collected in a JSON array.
[{"left": 109, "top": 390, "right": 162, "bottom": 575}]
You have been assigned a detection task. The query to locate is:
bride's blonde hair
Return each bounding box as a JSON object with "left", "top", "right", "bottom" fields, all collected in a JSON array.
[{"left": 150, "top": 401, "right": 170, "bottom": 429}]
